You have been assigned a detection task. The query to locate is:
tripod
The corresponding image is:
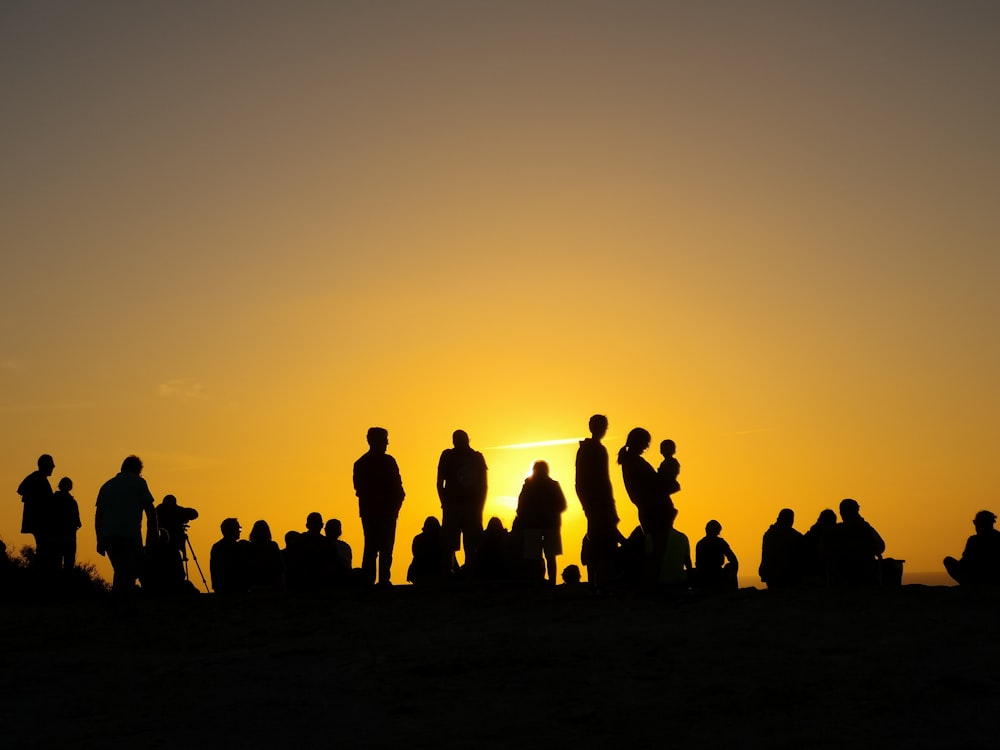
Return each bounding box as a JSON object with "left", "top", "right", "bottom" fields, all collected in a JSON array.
[{"left": 183, "top": 533, "right": 210, "bottom": 593}]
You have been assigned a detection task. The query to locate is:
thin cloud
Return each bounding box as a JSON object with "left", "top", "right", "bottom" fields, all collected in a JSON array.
[
  {"left": 0, "top": 401, "right": 103, "bottom": 413},
  {"left": 157, "top": 379, "right": 208, "bottom": 402},
  {"left": 487, "top": 437, "right": 585, "bottom": 451}
]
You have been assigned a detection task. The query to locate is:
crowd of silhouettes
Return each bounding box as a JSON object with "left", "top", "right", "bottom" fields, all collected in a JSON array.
[{"left": 8, "top": 419, "right": 1000, "bottom": 602}]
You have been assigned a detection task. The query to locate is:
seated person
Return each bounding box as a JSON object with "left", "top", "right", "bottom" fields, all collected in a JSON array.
[
  {"left": 694, "top": 519, "right": 739, "bottom": 591},
  {"left": 325, "top": 518, "right": 353, "bottom": 578},
  {"left": 759, "top": 508, "right": 805, "bottom": 588},
  {"left": 944, "top": 510, "right": 1000, "bottom": 585},
  {"left": 406, "top": 516, "right": 454, "bottom": 585},
  {"left": 476, "top": 516, "right": 512, "bottom": 582},
  {"left": 210, "top": 518, "right": 250, "bottom": 594},
  {"left": 656, "top": 507, "right": 692, "bottom": 591},
  {"left": 824, "top": 498, "right": 885, "bottom": 586},
  {"left": 298, "top": 512, "right": 338, "bottom": 590},
  {"left": 247, "top": 519, "right": 285, "bottom": 592}
]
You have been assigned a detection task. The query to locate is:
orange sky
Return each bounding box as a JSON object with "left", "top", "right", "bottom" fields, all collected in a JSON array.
[{"left": 3, "top": 2, "right": 999, "bottom": 585}]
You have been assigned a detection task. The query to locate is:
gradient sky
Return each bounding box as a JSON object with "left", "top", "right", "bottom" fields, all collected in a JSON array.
[{"left": 3, "top": 1, "right": 999, "bottom": 585}]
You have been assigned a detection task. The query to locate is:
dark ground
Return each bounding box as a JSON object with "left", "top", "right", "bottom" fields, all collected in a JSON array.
[{"left": 4, "top": 584, "right": 1000, "bottom": 749}]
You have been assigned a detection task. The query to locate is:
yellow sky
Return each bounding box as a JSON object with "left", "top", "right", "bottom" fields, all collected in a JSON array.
[{"left": 2, "top": 2, "right": 999, "bottom": 584}]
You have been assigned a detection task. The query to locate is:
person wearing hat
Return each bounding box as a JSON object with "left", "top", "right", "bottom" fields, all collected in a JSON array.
[{"left": 944, "top": 510, "right": 1000, "bottom": 585}]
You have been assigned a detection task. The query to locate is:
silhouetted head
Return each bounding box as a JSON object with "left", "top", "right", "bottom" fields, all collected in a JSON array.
[
  {"left": 816, "top": 509, "right": 837, "bottom": 526},
  {"left": 249, "top": 520, "right": 272, "bottom": 543},
  {"left": 306, "top": 512, "right": 324, "bottom": 532},
  {"left": 452, "top": 429, "right": 470, "bottom": 448},
  {"left": 839, "top": 498, "right": 861, "bottom": 521},
  {"left": 121, "top": 455, "right": 143, "bottom": 475},
  {"left": 422, "top": 516, "right": 441, "bottom": 533},
  {"left": 485, "top": 516, "right": 506, "bottom": 534},
  {"left": 531, "top": 460, "right": 550, "bottom": 478},
  {"left": 705, "top": 519, "right": 722, "bottom": 537},
  {"left": 974, "top": 510, "right": 997, "bottom": 532},
  {"left": 366, "top": 427, "right": 389, "bottom": 452},
  {"left": 220, "top": 518, "right": 242, "bottom": 540},
  {"left": 618, "top": 428, "right": 651, "bottom": 463},
  {"left": 325, "top": 518, "right": 343, "bottom": 539},
  {"left": 37, "top": 454, "right": 55, "bottom": 475},
  {"left": 562, "top": 564, "right": 582, "bottom": 584},
  {"left": 57, "top": 477, "right": 73, "bottom": 492},
  {"left": 777, "top": 508, "right": 795, "bottom": 527},
  {"left": 284, "top": 530, "right": 301, "bottom": 548},
  {"left": 660, "top": 439, "right": 676, "bottom": 458},
  {"left": 162, "top": 494, "right": 177, "bottom": 507},
  {"left": 588, "top": 414, "right": 608, "bottom": 440}
]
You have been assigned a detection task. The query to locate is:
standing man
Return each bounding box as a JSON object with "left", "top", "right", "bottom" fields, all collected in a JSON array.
[
  {"left": 95, "top": 455, "right": 157, "bottom": 599},
  {"left": 516, "top": 461, "right": 568, "bottom": 585},
  {"left": 437, "top": 429, "right": 488, "bottom": 574},
  {"left": 353, "top": 427, "right": 405, "bottom": 586},
  {"left": 575, "top": 415, "right": 618, "bottom": 588},
  {"left": 17, "top": 454, "right": 56, "bottom": 567}
]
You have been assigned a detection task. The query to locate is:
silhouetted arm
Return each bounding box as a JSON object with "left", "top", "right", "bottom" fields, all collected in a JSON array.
[
  {"left": 144, "top": 503, "right": 158, "bottom": 547},
  {"left": 95, "top": 500, "right": 106, "bottom": 556},
  {"left": 868, "top": 522, "right": 886, "bottom": 557},
  {"left": 436, "top": 451, "right": 447, "bottom": 504},
  {"left": 724, "top": 541, "right": 738, "bottom": 568},
  {"left": 477, "top": 452, "right": 488, "bottom": 509}
]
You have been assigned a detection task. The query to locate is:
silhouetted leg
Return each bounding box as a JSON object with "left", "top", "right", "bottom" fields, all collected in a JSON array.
[
  {"left": 377, "top": 517, "right": 397, "bottom": 585},
  {"left": 106, "top": 538, "right": 143, "bottom": 599},
  {"left": 65, "top": 538, "right": 77, "bottom": 571},
  {"left": 943, "top": 556, "right": 964, "bottom": 585},
  {"left": 360, "top": 517, "right": 377, "bottom": 585},
  {"left": 545, "top": 553, "right": 557, "bottom": 585}
]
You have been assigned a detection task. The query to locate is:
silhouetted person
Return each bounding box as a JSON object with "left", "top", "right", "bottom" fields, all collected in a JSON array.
[
  {"left": 51, "top": 477, "right": 82, "bottom": 572},
  {"left": 619, "top": 428, "right": 674, "bottom": 585},
  {"left": 282, "top": 530, "right": 305, "bottom": 590},
  {"left": 657, "top": 507, "right": 692, "bottom": 591},
  {"left": 617, "top": 525, "right": 646, "bottom": 589},
  {"left": 657, "top": 439, "right": 681, "bottom": 500},
  {"left": 353, "top": 427, "right": 405, "bottom": 586},
  {"left": 210, "top": 518, "right": 250, "bottom": 594},
  {"left": 407, "top": 516, "right": 455, "bottom": 586},
  {"left": 141, "top": 529, "right": 193, "bottom": 596},
  {"left": 155, "top": 494, "right": 199, "bottom": 564},
  {"left": 516, "top": 461, "right": 567, "bottom": 585},
  {"left": 296, "top": 511, "right": 339, "bottom": 590},
  {"left": 759, "top": 509, "right": 805, "bottom": 588},
  {"left": 695, "top": 519, "right": 738, "bottom": 591},
  {"left": 803, "top": 509, "right": 837, "bottom": 583},
  {"left": 826, "top": 498, "right": 886, "bottom": 586},
  {"left": 477, "top": 516, "right": 512, "bottom": 583},
  {"left": 17, "top": 454, "right": 55, "bottom": 569},
  {"left": 325, "top": 518, "right": 353, "bottom": 576},
  {"left": 618, "top": 428, "right": 671, "bottom": 536},
  {"left": 437, "top": 429, "right": 488, "bottom": 574},
  {"left": 247, "top": 520, "right": 285, "bottom": 592},
  {"left": 95, "top": 455, "right": 158, "bottom": 599},
  {"left": 944, "top": 510, "right": 1000, "bottom": 585},
  {"left": 575, "top": 414, "right": 619, "bottom": 589}
]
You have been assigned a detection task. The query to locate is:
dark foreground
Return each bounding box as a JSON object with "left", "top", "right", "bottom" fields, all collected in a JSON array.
[{"left": 5, "top": 584, "right": 1000, "bottom": 749}]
